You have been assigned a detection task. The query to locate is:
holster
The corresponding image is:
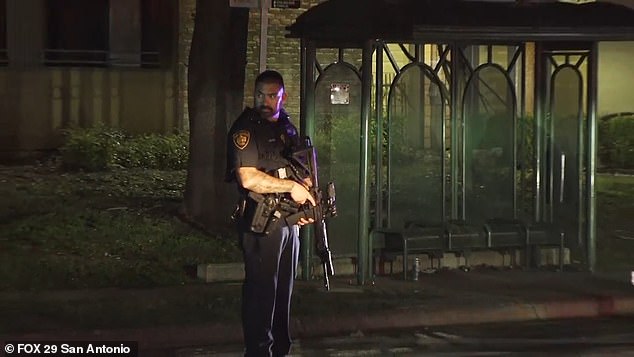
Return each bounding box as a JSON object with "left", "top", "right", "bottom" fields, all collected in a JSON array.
[{"left": 245, "top": 192, "right": 283, "bottom": 234}]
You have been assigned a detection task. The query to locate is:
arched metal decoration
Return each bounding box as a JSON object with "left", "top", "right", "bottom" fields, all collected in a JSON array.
[
  {"left": 462, "top": 62, "right": 518, "bottom": 224},
  {"left": 314, "top": 61, "right": 363, "bottom": 255},
  {"left": 289, "top": 0, "right": 631, "bottom": 281},
  {"left": 544, "top": 52, "right": 587, "bottom": 262},
  {"left": 386, "top": 62, "right": 448, "bottom": 228}
]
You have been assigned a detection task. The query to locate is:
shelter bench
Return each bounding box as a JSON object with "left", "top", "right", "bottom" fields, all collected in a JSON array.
[{"left": 371, "top": 220, "right": 564, "bottom": 280}]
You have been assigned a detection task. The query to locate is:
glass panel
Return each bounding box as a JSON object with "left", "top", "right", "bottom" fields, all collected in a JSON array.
[
  {"left": 551, "top": 66, "right": 582, "bottom": 250},
  {"left": 109, "top": 0, "right": 141, "bottom": 66},
  {"left": 388, "top": 65, "right": 444, "bottom": 228},
  {"left": 315, "top": 63, "right": 361, "bottom": 256},
  {"left": 464, "top": 65, "right": 515, "bottom": 224},
  {"left": 141, "top": 0, "right": 175, "bottom": 68},
  {"left": 316, "top": 49, "right": 338, "bottom": 69}
]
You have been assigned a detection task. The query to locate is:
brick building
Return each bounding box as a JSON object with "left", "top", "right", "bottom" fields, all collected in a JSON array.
[
  {"left": 0, "top": 0, "right": 327, "bottom": 157},
  {"left": 179, "top": 0, "right": 328, "bottom": 126},
  {"left": 0, "top": 0, "right": 632, "bottom": 158}
]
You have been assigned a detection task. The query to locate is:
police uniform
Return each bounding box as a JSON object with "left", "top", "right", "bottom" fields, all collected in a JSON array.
[{"left": 225, "top": 107, "right": 300, "bottom": 357}]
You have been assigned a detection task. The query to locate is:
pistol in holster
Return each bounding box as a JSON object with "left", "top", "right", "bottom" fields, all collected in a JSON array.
[{"left": 245, "top": 192, "right": 284, "bottom": 235}]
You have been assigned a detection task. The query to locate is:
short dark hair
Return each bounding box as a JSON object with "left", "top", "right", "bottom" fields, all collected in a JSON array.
[{"left": 255, "top": 70, "right": 285, "bottom": 89}]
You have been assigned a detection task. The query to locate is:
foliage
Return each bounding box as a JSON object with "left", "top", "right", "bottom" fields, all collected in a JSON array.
[
  {"left": 60, "top": 124, "right": 124, "bottom": 171},
  {"left": 517, "top": 115, "right": 535, "bottom": 173},
  {"left": 599, "top": 114, "right": 634, "bottom": 169},
  {"left": 0, "top": 166, "right": 240, "bottom": 291},
  {"left": 315, "top": 112, "right": 361, "bottom": 167},
  {"left": 595, "top": 174, "right": 634, "bottom": 272},
  {"left": 115, "top": 133, "right": 189, "bottom": 170},
  {"left": 60, "top": 125, "right": 189, "bottom": 171},
  {"left": 516, "top": 115, "right": 536, "bottom": 219}
]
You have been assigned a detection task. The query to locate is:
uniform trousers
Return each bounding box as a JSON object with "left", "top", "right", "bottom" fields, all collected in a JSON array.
[{"left": 240, "top": 224, "right": 300, "bottom": 357}]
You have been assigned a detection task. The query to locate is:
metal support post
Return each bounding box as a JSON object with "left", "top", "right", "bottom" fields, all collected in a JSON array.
[
  {"left": 259, "top": 0, "right": 269, "bottom": 72},
  {"left": 586, "top": 42, "right": 598, "bottom": 272},
  {"left": 357, "top": 40, "right": 374, "bottom": 285},
  {"left": 299, "top": 40, "right": 316, "bottom": 280}
]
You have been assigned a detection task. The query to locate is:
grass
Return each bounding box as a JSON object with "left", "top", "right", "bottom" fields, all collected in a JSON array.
[
  {"left": 0, "top": 164, "right": 241, "bottom": 292},
  {"left": 1, "top": 165, "right": 631, "bottom": 292},
  {"left": 0, "top": 165, "right": 631, "bottom": 335},
  {"left": 596, "top": 174, "right": 634, "bottom": 272}
]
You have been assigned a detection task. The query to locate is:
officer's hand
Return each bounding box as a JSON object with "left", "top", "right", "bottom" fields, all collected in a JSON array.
[
  {"left": 297, "top": 217, "right": 314, "bottom": 226},
  {"left": 302, "top": 177, "right": 313, "bottom": 189},
  {"left": 290, "top": 181, "right": 316, "bottom": 206}
]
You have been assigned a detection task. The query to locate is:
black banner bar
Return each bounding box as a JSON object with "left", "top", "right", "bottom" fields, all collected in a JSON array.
[{"left": 4, "top": 341, "right": 138, "bottom": 357}]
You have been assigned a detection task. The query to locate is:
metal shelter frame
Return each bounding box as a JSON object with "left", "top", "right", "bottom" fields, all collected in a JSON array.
[{"left": 288, "top": 0, "right": 634, "bottom": 284}]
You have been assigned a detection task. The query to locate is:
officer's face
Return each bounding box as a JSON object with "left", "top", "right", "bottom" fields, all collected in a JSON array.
[{"left": 254, "top": 82, "right": 287, "bottom": 121}]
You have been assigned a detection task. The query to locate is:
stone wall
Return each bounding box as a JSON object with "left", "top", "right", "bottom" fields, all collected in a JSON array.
[
  {"left": 243, "top": 0, "right": 326, "bottom": 122},
  {"left": 177, "top": 3, "right": 634, "bottom": 126},
  {"left": 178, "top": 0, "right": 324, "bottom": 126}
]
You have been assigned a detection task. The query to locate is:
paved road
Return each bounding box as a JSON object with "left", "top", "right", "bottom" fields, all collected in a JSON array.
[{"left": 167, "top": 316, "right": 634, "bottom": 356}]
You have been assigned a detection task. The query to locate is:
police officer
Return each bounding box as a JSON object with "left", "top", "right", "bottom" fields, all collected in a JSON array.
[{"left": 225, "top": 70, "right": 315, "bottom": 356}]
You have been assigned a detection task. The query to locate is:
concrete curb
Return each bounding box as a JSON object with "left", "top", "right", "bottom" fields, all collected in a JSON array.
[
  {"left": 4, "top": 295, "right": 634, "bottom": 351},
  {"left": 291, "top": 295, "right": 634, "bottom": 339}
]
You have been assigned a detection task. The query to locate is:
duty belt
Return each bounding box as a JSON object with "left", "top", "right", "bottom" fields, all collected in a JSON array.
[{"left": 247, "top": 192, "right": 301, "bottom": 234}]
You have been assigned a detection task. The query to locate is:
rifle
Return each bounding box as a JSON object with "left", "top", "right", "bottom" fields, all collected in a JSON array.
[{"left": 283, "top": 137, "right": 337, "bottom": 291}]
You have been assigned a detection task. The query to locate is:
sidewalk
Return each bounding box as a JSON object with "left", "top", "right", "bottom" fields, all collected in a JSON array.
[{"left": 2, "top": 268, "right": 634, "bottom": 352}]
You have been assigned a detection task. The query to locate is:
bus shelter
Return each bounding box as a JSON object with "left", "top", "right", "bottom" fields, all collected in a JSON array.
[{"left": 286, "top": 0, "right": 634, "bottom": 283}]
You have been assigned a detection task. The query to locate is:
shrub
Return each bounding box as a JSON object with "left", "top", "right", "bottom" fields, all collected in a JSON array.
[
  {"left": 599, "top": 113, "right": 634, "bottom": 170},
  {"left": 60, "top": 124, "right": 124, "bottom": 171},
  {"left": 61, "top": 125, "right": 189, "bottom": 171},
  {"left": 116, "top": 133, "right": 189, "bottom": 170}
]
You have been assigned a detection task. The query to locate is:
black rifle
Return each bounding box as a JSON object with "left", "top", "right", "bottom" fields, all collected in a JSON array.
[{"left": 283, "top": 137, "right": 336, "bottom": 291}]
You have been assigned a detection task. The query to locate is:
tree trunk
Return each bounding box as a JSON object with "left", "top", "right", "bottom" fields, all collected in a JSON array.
[{"left": 183, "top": 0, "right": 249, "bottom": 232}]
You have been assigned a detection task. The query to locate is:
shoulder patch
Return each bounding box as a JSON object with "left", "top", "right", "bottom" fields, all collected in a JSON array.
[{"left": 233, "top": 130, "right": 251, "bottom": 150}]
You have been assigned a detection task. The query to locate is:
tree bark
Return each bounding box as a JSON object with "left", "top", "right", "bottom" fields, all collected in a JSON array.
[{"left": 183, "top": 0, "right": 249, "bottom": 232}]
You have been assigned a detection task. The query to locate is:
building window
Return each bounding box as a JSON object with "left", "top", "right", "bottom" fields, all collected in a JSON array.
[
  {"left": 44, "top": 0, "right": 174, "bottom": 68},
  {"left": 45, "top": 0, "right": 109, "bottom": 66},
  {"left": 141, "top": 0, "right": 175, "bottom": 68},
  {"left": 0, "top": 0, "right": 7, "bottom": 66}
]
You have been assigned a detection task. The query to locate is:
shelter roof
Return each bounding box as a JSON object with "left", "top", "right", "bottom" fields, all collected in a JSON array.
[{"left": 286, "top": 0, "right": 634, "bottom": 44}]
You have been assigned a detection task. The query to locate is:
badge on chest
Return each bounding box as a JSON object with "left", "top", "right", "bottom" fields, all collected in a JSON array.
[{"left": 233, "top": 130, "right": 251, "bottom": 150}]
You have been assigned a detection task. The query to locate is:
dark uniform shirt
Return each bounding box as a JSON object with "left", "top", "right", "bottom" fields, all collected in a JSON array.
[
  {"left": 225, "top": 107, "right": 299, "bottom": 187},
  {"left": 225, "top": 107, "right": 300, "bottom": 233},
  {"left": 227, "top": 108, "right": 302, "bottom": 356}
]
